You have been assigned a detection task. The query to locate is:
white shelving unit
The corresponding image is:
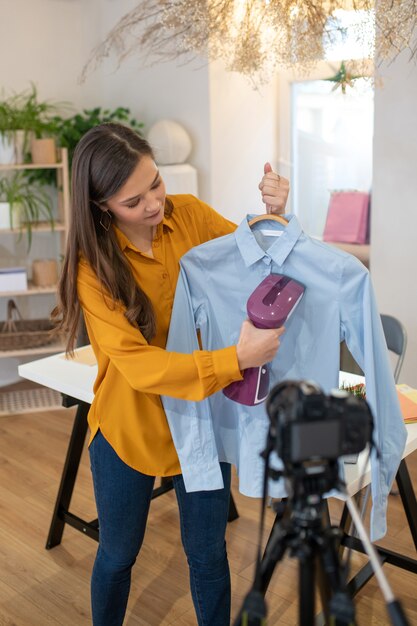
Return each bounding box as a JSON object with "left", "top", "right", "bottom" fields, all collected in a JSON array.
[{"left": 0, "top": 148, "right": 70, "bottom": 413}]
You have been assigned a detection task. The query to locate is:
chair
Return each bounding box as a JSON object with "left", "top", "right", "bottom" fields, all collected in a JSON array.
[{"left": 380, "top": 314, "right": 407, "bottom": 383}]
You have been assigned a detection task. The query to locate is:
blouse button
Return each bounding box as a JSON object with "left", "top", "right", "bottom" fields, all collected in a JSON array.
[{"left": 162, "top": 272, "right": 168, "bottom": 279}]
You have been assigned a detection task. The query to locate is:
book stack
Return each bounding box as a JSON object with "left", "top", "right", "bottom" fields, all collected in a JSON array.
[{"left": 397, "top": 384, "right": 417, "bottom": 424}]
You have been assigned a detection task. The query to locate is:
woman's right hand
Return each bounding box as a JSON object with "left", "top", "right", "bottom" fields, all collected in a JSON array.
[{"left": 236, "top": 319, "right": 285, "bottom": 370}]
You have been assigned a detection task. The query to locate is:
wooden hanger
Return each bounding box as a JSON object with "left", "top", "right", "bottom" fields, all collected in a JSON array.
[{"left": 248, "top": 213, "right": 288, "bottom": 227}]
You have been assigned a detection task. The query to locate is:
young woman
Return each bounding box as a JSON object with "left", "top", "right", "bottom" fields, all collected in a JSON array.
[{"left": 54, "top": 122, "right": 289, "bottom": 626}]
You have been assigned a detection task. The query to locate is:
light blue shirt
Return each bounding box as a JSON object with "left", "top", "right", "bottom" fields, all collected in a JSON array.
[{"left": 162, "top": 215, "right": 406, "bottom": 540}]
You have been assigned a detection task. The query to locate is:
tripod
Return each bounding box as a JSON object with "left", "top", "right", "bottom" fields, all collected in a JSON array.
[
  {"left": 234, "top": 464, "right": 356, "bottom": 626},
  {"left": 259, "top": 498, "right": 355, "bottom": 626},
  {"left": 234, "top": 467, "right": 410, "bottom": 626},
  {"left": 234, "top": 380, "right": 410, "bottom": 626}
]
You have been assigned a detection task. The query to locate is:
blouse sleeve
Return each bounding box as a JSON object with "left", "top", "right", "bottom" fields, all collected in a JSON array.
[{"left": 78, "top": 259, "right": 242, "bottom": 402}]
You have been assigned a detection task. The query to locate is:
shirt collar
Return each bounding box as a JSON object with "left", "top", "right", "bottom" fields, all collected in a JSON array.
[
  {"left": 235, "top": 214, "right": 303, "bottom": 267},
  {"left": 113, "top": 214, "right": 174, "bottom": 252}
]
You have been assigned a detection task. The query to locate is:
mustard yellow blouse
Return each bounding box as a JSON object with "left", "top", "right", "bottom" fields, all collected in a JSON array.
[{"left": 77, "top": 194, "right": 242, "bottom": 476}]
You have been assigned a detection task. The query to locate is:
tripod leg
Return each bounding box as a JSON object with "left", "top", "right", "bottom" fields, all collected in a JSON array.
[
  {"left": 232, "top": 518, "right": 289, "bottom": 626},
  {"left": 263, "top": 508, "right": 283, "bottom": 555},
  {"left": 299, "top": 550, "right": 316, "bottom": 626},
  {"left": 317, "top": 529, "right": 357, "bottom": 626},
  {"left": 259, "top": 528, "right": 288, "bottom": 595},
  {"left": 259, "top": 508, "right": 289, "bottom": 595},
  {"left": 316, "top": 556, "right": 332, "bottom": 625}
]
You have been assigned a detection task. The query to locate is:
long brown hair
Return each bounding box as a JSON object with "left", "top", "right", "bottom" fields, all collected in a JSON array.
[{"left": 53, "top": 122, "right": 172, "bottom": 353}]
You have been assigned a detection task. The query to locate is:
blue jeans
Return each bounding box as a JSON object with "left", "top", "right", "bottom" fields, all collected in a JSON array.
[{"left": 89, "top": 430, "right": 231, "bottom": 626}]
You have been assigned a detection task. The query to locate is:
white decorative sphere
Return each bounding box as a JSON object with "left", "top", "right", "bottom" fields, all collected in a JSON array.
[{"left": 147, "top": 119, "right": 192, "bottom": 165}]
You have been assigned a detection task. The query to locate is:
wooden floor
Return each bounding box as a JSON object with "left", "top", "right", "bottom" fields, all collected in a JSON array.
[{"left": 0, "top": 407, "right": 417, "bottom": 625}]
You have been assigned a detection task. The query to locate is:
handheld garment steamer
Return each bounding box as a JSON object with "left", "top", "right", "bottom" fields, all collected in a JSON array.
[{"left": 223, "top": 274, "right": 305, "bottom": 406}]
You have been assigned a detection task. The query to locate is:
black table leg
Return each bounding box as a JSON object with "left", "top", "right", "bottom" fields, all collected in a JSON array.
[
  {"left": 46, "top": 400, "right": 91, "bottom": 549},
  {"left": 228, "top": 492, "right": 239, "bottom": 522},
  {"left": 395, "top": 459, "right": 417, "bottom": 551}
]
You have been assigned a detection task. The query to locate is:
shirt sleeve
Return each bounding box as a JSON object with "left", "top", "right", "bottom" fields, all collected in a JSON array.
[
  {"left": 339, "top": 256, "right": 407, "bottom": 540},
  {"left": 77, "top": 259, "right": 242, "bottom": 402},
  {"left": 162, "top": 258, "right": 238, "bottom": 492}
]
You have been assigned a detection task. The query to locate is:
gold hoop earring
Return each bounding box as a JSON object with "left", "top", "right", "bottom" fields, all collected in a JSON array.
[{"left": 100, "top": 210, "right": 112, "bottom": 232}]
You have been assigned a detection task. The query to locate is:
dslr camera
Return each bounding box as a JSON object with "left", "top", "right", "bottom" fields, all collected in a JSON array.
[{"left": 266, "top": 380, "right": 374, "bottom": 469}]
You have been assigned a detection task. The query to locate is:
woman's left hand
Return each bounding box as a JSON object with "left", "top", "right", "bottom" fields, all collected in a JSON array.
[{"left": 258, "top": 162, "right": 290, "bottom": 215}]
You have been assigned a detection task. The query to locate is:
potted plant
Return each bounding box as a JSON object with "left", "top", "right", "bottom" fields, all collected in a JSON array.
[
  {"left": 27, "top": 106, "right": 144, "bottom": 187},
  {"left": 17, "top": 84, "right": 68, "bottom": 164},
  {"left": 0, "top": 172, "right": 54, "bottom": 249},
  {"left": 0, "top": 84, "right": 67, "bottom": 165},
  {"left": 0, "top": 97, "right": 24, "bottom": 164}
]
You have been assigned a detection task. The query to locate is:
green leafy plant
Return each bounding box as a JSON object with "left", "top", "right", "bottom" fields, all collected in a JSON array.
[
  {"left": 0, "top": 100, "right": 14, "bottom": 138},
  {"left": 27, "top": 106, "right": 144, "bottom": 187},
  {"left": 0, "top": 172, "right": 54, "bottom": 249},
  {"left": 0, "top": 83, "right": 66, "bottom": 138},
  {"left": 54, "top": 106, "right": 143, "bottom": 167}
]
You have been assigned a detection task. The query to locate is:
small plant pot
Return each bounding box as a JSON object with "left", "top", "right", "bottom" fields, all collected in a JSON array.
[
  {"left": 0, "top": 134, "right": 15, "bottom": 164},
  {"left": 0, "top": 202, "right": 12, "bottom": 229},
  {"left": 0, "top": 202, "right": 20, "bottom": 230},
  {"left": 32, "top": 258, "right": 59, "bottom": 287},
  {"left": 31, "top": 138, "right": 57, "bottom": 164}
]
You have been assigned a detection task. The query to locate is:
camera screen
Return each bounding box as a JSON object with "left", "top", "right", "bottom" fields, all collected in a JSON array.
[{"left": 291, "top": 420, "right": 340, "bottom": 463}]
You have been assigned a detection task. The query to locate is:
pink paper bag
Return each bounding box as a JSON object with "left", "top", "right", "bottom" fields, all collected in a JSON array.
[{"left": 323, "top": 191, "right": 370, "bottom": 244}]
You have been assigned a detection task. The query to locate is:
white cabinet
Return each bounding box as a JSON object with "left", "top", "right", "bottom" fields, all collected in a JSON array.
[{"left": 158, "top": 164, "right": 198, "bottom": 196}]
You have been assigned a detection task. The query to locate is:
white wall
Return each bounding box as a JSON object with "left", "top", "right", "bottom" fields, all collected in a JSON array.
[
  {"left": 91, "top": 58, "right": 212, "bottom": 199},
  {"left": 81, "top": 0, "right": 213, "bottom": 200},
  {"left": 208, "top": 60, "right": 279, "bottom": 222},
  {"left": 0, "top": 0, "right": 98, "bottom": 107},
  {"left": 371, "top": 53, "right": 417, "bottom": 386}
]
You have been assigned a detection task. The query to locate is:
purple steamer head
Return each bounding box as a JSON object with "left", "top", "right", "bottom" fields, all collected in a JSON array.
[{"left": 223, "top": 274, "right": 305, "bottom": 406}]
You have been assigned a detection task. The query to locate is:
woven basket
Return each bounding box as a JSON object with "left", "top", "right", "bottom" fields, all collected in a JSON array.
[{"left": 0, "top": 299, "right": 56, "bottom": 351}]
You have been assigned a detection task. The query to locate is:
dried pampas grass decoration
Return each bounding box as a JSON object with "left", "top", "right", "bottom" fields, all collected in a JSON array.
[{"left": 80, "top": 0, "right": 417, "bottom": 86}]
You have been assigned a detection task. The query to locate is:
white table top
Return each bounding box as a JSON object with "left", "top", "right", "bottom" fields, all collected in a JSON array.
[
  {"left": 19, "top": 345, "right": 369, "bottom": 407},
  {"left": 19, "top": 345, "right": 97, "bottom": 405},
  {"left": 18, "top": 345, "right": 417, "bottom": 496}
]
